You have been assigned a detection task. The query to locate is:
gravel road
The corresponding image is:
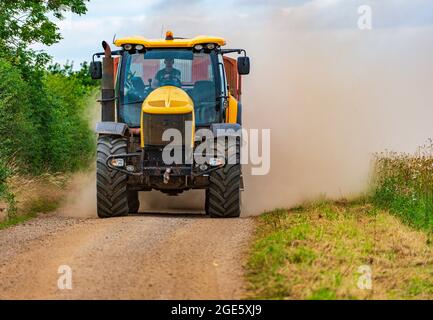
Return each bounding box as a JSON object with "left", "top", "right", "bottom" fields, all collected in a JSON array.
[{"left": 0, "top": 212, "right": 254, "bottom": 299}]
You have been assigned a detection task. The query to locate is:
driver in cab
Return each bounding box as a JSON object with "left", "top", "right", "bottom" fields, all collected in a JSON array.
[{"left": 153, "top": 58, "right": 181, "bottom": 88}]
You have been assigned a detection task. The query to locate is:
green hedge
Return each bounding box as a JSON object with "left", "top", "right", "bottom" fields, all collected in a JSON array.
[
  {"left": 0, "top": 158, "right": 9, "bottom": 198},
  {"left": 0, "top": 58, "right": 96, "bottom": 176},
  {"left": 43, "top": 72, "right": 95, "bottom": 171},
  {"left": 0, "top": 58, "right": 40, "bottom": 169}
]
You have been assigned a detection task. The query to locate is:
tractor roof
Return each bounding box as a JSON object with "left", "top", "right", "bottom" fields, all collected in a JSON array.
[{"left": 114, "top": 32, "right": 226, "bottom": 49}]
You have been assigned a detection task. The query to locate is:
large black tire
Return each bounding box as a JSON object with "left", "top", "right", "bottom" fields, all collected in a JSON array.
[
  {"left": 206, "top": 138, "right": 241, "bottom": 218},
  {"left": 96, "top": 136, "right": 130, "bottom": 218}
]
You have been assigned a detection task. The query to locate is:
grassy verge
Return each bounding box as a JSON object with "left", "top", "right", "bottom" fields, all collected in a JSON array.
[
  {"left": 0, "top": 196, "right": 62, "bottom": 230},
  {"left": 0, "top": 173, "right": 66, "bottom": 229},
  {"left": 246, "top": 143, "right": 433, "bottom": 300},
  {"left": 246, "top": 200, "right": 433, "bottom": 300},
  {"left": 0, "top": 212, "right": 36, "bottom": 230}
]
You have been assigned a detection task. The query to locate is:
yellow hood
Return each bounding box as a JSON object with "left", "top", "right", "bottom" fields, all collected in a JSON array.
[
  {"left": 140, "top": 86, "right": 195, "bottom": 148},
  {"left": 142, "top": 86, "right": 194, "bottom": 114}
]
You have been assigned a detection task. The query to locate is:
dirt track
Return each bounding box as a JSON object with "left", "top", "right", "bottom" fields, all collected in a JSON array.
[{"left": 0, "top": 213, "right": 254, "bottom": 299}]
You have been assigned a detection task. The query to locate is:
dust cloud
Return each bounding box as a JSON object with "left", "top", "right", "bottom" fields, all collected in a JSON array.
[
  {"left": 238, "top": 25, "right": 433, "bottom": 214},
  {"left": 60, "top": 2, "right": 433, "bottom": 216},
  {"left": 58, "top": 170, "right": 97, "bottom": 218}
]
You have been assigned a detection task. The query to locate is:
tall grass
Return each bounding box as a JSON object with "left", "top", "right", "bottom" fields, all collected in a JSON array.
[{"left": 372, "top": 140, "right": 433, "bottom": 231}]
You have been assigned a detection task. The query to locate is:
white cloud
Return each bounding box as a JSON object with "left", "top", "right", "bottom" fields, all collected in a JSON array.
[{"left": 39, "top": 0, "right": 433, "bottom": 66}]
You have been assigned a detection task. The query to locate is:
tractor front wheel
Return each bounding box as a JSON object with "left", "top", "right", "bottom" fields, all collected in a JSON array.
[
  {"left": 205, "top": 138, "right": 241, "bottom": 218},
  {"left": 96, "top": 135, "right": 135, "bottom": 218}
]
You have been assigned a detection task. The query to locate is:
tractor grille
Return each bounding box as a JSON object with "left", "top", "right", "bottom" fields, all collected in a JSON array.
[{"left": 142, "top": 113, "right": 193, "bottom": 146}]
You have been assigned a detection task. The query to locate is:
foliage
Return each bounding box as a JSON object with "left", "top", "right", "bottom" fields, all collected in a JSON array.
[
  {"left": 43, "top": 65, "right": 96, "bottom": 171},
  {"left": 48, "top": 61, "right": 98, "bottom": 88},
  {"left": 372, "top": 141, "right": 433, "bottom": 231},
  {"left": 0, "top": 0, "right": 88, "bottom": 48},
  {"left": 0, "top": 0, "right": 89, "bottom": 87},
  {"left": 0, "top": 158, "right": 16, "bottom": 218},
  {"left": 0, "top": 159, "right": 10, "bottom": 197},
  {"left": 0, "top": 58, "right": 42, "bottom": 169},
  {"left": 0, "top": 58, "right": 96, "bottom": 175},
  {"left": 0, "top": 1, "right": 94, "bottom": 224}
]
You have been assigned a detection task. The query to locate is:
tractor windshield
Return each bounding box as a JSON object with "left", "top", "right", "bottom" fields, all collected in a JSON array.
[{"left": 118, "top": 49, "right": 220, "bottom": 127}]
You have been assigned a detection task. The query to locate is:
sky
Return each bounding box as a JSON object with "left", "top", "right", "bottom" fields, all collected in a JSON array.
[{"left": 36, "top": 0, "right": 433, "bottom": 66}]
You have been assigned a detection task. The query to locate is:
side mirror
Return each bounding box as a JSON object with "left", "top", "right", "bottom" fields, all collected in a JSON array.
[
  {"left": 90, "top": 61, "right": 102, "bottom": 80},
  {"left": 237, "top": 56, "right": 250, "bottom": 75}
]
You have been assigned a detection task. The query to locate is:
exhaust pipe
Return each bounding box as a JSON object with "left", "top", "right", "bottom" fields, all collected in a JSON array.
[{"left": 101, "top": 41, "right": 115, "bottom": 122}]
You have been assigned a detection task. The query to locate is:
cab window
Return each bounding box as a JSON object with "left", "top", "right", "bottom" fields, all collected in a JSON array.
[{"left": 119, "top": 49, "right": 218, "bottom": 127}]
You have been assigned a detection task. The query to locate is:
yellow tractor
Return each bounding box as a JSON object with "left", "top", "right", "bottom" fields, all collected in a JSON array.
[{"left": 90, "top": 31, "right": 250, "bottom": 218}]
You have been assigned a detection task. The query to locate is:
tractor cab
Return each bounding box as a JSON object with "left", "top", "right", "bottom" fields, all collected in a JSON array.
[
  {"left": 120, "top": 46, "right": 220, "bottom": 127},
  {"left": 91, "top": 32, "right": 249, "bottom": 129}
]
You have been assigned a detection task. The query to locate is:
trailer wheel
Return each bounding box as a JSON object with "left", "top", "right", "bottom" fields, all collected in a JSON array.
[
  {"left": 206, "top": 138, "right": 241, "bottom": 218},
  {"left": 96, "top": 136, "right": 130, "bottom": 218}
]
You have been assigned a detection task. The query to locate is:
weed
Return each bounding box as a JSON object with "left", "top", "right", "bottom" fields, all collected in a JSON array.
[
  {"left": 372, "top": 140, "right": 433, "bottom": 232},
  {"left": 289, "top": 247, "right": 316, "bottom": 265},
  {"left": 308, "top": 288, "right": 337, "bottom": 300}
]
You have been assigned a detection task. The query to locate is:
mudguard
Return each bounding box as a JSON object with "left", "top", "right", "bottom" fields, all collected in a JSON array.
[
  {"left": 95, "top": 122, "right": 129, "bottom": 136},
  {"left": 210, "top": 123, "right": 242, "bottom": 137}
]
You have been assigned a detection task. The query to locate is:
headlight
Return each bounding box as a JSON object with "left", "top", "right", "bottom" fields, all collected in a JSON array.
[
  {"left": 206, "top": 43, "right": 215, "bottom": 50},
  {"left": 208, "top": 158, "right": 224, "bottom": 166},
  {"left": 111, "top": 158, "right": 125, "bottom": 167},
  {"left": 126, "top": 165, "right": 136, "bottom": 172},
  {"left": 135, "top": 44, "right": 144, "bottom": 51},
  {"left": 123, "top": 44, "right": 133, "bottom": 51},
  {"left": 194, "top": 44, "right": 203, "bottom": 51}
]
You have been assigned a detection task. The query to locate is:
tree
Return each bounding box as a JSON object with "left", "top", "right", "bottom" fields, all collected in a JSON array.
[
  {"left": 0, "top": 0, "right": 95, "bottom": 175},
  {"left": 0, "top": 0, "right": 90, "bottom": 90},
  {"left": 0, "top": 0, "right": 88, "bottom": 49}
]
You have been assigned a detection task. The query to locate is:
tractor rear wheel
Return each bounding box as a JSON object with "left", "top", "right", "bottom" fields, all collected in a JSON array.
[
  {"left": 206, "top": 138, "right": 241, "bottom": 218},
  {"left": 96, "top": 135, "right": 131, "bottom": 218}
]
